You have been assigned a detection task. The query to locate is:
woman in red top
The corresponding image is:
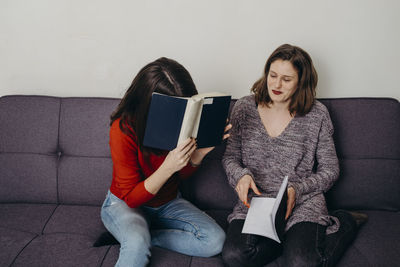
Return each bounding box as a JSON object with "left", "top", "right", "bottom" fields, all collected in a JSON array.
[{"left": 101, "top": 57, "right": 227, "bottom": 267}]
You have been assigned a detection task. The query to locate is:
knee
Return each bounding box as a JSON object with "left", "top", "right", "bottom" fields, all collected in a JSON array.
[
  {"left": 199, "top": 225, "right": 226, "bottom": 257},
  {"left": 222, "top": 243, "right": 245, "bottom": 267},
  {"left": 123, "top": 229, "right": 151, "bottom": 249},
  {"left": 283, "top": 247, "right": 322, "bottom": 267}
]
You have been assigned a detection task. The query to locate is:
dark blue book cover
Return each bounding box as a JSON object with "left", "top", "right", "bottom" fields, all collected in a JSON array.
[
  {"left": 143, "top": 93, "right": 188, "bottom": 151},
  {"left": 143, "top": 93, "right": 231, "bottom": 151},
  {"left": 196, "top": 95, "right": 231, "bottom": 148}
]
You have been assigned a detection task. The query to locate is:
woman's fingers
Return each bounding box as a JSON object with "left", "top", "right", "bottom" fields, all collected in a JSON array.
[
  {"left": 285, "top": 200, "right": 294, "bottom": 220},
  {"left": 224, "top": 123, "right": 232, "bottom": 133},
  {"left": 181, "top": 138, "right": 196, "bottom": 156},
  {"left": 177, "top": 138, "right": 196, "bottom": 155},
  {"left": 222, "top": 123, "right": 232, "bottom": 140},
  {"left": 285, "top": 187, "right": 296, "bottom": 220},
  {"left": 236, "top": 184, "right": 250, "bottom": 208},
  {"left": 250, "top": 180, "right": 261, "bottom": 195},
  {"left": 186, "top": 142, "right": 197, "bottom": 161},
  {"left": 240, "top": 188, "right": 250, "bottom": 207}
]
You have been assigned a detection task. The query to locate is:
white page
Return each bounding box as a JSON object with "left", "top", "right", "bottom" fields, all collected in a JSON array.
[
  {"left": 242, "top": 176, "right": 289, "bottom": 243},
  {"left": 177, "top": 97, "right": 202, "bottom": 145},
  {"left": 242, "top": 197, "right": 277, "bottom": 242}
]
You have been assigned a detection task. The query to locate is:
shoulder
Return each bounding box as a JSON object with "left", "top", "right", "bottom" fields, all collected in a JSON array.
[
  {"left": 230, "top": 95, "right": 255, "bottom": 122},
  {"left": 232, "top": 95, "right": 255, "bottom": 113},
  {"left": 306, "top": 100, "right": 334, "bottom": 133},
  {"left": 110, "top": 118, "right": 138, "bottom": 145},
  {"left": 306, "top": 100, "right": 330, "bottom": 119}
]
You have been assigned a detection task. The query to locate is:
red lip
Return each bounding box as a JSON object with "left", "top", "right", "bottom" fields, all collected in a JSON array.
[{"left": 272, "top": 90, "right": 282, "bottom": 95}]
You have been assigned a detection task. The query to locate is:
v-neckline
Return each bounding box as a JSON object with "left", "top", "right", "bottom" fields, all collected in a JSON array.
[{"left": 255, "top": 102, "right": 295, "bottom": 139}]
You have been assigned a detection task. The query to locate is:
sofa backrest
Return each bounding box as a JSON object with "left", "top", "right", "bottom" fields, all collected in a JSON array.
[
  {"left": 182, "top": 98, "right": 400, "bottom": 212},
  {"left": 1, "top": 95, "right": 399, "bottom": 211},
  {"left": 0, "top": 95, "right": 119, "bottom": 205},
  {"left": 321, "top": 98, "right": 400, "bottom": 211}
]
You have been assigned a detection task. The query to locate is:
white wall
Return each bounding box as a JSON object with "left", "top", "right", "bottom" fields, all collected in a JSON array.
[{"left": 1, "top": 0, "right": 399, "bottom": 100}]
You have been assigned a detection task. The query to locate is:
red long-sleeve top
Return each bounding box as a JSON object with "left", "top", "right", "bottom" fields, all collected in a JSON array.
[{"left": 109, "top": 118, "right": 198, "bottom": 208}]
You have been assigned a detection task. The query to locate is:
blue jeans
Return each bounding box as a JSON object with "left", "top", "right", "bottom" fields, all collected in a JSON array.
[{"left": 101, "top": 191, "right": 226, "bottom": 267}]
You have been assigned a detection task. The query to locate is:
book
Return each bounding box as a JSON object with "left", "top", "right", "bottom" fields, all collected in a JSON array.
[
  {"left": 143, "top": 92, "right": 231, "bottom": 151},
  {"left": 241, "top": 176, "right": 288, "bottom": 243}
]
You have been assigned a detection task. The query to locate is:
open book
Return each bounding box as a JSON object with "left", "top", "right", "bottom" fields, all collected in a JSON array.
[
  {"left": 242, "top": 176, "right": 288, "bottom": 243},
  {"left": 143, "top": 92, "right": 231, "bottom": 151}
]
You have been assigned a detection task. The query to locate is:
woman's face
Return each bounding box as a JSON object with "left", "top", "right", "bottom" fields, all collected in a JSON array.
[{"left": 267, "top": 59, "right": 299, "bottom": 104}]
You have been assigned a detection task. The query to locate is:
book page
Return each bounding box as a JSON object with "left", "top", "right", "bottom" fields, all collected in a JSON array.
[
  {"left": 242, "top": 197, "right": 277, "bottom": 241},
  {"left": 242, "top": 176, "right": 289, "bottom": 243},
  {"left": 191, "top": 92, "right": 228, "bottom": 100},
  {"left": 177, "top": 97, "right": 202, "bottom": 145},
  {"left": 191, "top": 100, "right": 203, "bottom": 138}
]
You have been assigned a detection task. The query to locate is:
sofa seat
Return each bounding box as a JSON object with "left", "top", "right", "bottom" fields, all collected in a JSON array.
[
  {"left": 0, "top": 204, "right": 57, "bottom": 235},
  {"left": 1, "top": 95, "right": 399, "bottom": 266},
  {"left": 338, "top": 210, "right": 400, "bottom": 267},
  {"left": 42, "top": 205, "right": 106, "bottom": 239},
  {"left": 11, "top": 233, "right": 109, "bottom": 267}
]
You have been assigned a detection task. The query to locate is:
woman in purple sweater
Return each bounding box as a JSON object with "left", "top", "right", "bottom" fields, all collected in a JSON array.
[{"left": 222, "top": 44, "right": 367, "bottom": 267}]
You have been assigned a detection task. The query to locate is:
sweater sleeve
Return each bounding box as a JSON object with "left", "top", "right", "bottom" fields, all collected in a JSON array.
[
  {"left": 289, "top": 110, "right": 339, "bottom": 202},
  {"left": 109, "top": 124, "right": 154, "bottom": 208},
  {"left": 222, "top": 100, "right": 254, "bottom": 188}
]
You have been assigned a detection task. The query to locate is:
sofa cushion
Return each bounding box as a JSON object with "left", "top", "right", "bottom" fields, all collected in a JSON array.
[
  {"left": 327, "top": 158, "right": 400, "bottom": 210},
  {"left": 0, "top": 154, "right": 58, "bottom": 203},
  {"left": 11, "top": 234, "right": 109, "bottom": 267},
  {"left": 58, "top": 98, "right": 119, "bottom": 157},
  {"left": 0, "top": 203, "right": 56, "bottom": 235},
  {"left": 0, "top": 228, "right": 37, "bottom": 267},
  {"left": 43, "top": 205, "right": 106, "bottom": 239},
  {"left": 181, "top": 154, "right": 236, "bottom": 211},
  {"left": 58, "top": 156, "right": 112, "bottom": 206},
  {"left": 337, "top": 210, "right": 400, "bottom": 267},
  {"left": 0, "top": 96, "right": 60, "bottom": 203},
  {"left": 0, "top": 96, "right": 60, "bottom": 154},
  {"left": 56, "top": 98, "right": 118, "bottom": 206},
  {"left": 189, "top": 256, "right": 224, "bottom": 267},
  {"left": 320, "top": 98, "right": 400, "bottom": 211},
  {"left": 101, "top": 246, "right": 192, "bottom": 267},
  {"left": 321, "top": 98, "right": 400, "bottom": 159}
]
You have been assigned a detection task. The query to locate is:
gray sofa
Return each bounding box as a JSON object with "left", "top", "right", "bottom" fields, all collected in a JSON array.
[{"left": 0, "top": 95, "right": 399, "bottom": 267}]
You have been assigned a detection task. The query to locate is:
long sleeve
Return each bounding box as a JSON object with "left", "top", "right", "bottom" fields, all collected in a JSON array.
[
  {"left": 289, "top": 111, "right": 339, "bottom": 202},
  {"left": 222, "top": 100, "right": 254, "bottom": 188},
  {"left": 109, "top": 123, "right": 155, "bottom": 208}
]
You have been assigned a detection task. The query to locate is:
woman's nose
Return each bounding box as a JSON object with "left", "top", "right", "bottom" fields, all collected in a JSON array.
[{"left": 275, "top": 79, "right": 282, "bottom": 88}]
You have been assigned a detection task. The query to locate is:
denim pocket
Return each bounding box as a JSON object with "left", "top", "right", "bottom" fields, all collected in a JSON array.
[{"left": 102, "top": 191, "right": 121, "bottom": 208}]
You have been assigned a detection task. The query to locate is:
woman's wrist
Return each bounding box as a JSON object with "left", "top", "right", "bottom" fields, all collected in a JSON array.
[
  {"left": 189, "top": 158, "right": 201, "bottom": 167},
  {"left": 190, "top": 150, "right": 205, "bottom": 167}
]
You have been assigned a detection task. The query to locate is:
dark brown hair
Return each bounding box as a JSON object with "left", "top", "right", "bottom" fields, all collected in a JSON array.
[
  {"left": 251, "top": 44, "right": 318, "bottom": 115},
  {"left": 110, "top": 57, "right": 198, "bottom": 153}
]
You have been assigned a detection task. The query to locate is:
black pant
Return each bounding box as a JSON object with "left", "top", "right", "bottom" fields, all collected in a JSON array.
[{"left": 222, "top": 210, "right": 357, "bottom": 267}]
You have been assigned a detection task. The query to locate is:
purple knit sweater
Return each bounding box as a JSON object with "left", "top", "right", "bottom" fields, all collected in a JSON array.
[{"left": 222, "top": 95, "right": 340, "bottom": 234}]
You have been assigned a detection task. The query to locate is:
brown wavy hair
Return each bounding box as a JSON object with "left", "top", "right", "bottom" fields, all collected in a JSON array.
[
  {"left": 110, "top": 57, "right": 198, "bottom": 153},
  {"left": 251, "top": 44, "right": 318, "bottom": 115}
]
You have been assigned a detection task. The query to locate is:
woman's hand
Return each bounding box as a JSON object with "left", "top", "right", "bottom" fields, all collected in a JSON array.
[
  {"left": 160, "top": 138, "right": 197, "bottom": 176},
  {"left": 191, "top": 122, "right": 232, "bottom": 165},
  {"left": 285, "top": 187, "right": 296, "bottom": 220},
  {"left": 235, "top": 174, "right": 261, "bottom": 208}
]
